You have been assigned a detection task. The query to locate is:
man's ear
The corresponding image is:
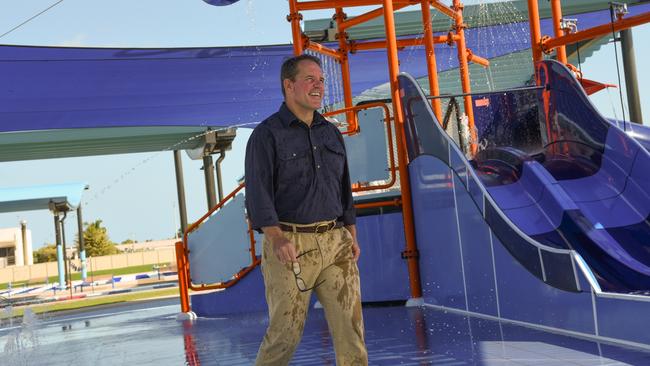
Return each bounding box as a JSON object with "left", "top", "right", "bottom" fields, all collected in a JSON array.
[{"left": 283, "top": 78, "right": 292, "bottom": 95}]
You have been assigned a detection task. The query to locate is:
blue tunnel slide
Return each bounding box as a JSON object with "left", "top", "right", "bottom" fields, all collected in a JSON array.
[{"left": 400, "top": 60, "right": 650, "bottom": 294}]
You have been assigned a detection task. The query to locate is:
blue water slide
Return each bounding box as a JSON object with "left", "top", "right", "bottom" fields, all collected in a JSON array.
[{"left": 398, "top": 59, "right": 650, "bottom": 294}]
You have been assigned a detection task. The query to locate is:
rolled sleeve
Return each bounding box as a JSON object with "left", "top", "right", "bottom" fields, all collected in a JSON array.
[{"left": 245, "top": 125, "right": 279, "bottom": 230}]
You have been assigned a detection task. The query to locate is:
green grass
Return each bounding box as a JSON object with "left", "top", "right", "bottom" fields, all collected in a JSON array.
[
  {"left": 3, "top": 287, "right": 181, "bottom": 318},
  {"left": 0, "top": 263, "right": 171, "bottom": 289}
]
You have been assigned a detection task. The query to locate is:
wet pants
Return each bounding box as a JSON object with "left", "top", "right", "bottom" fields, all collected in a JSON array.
[{"left": 255, "top": 222, "right": 367, "bottom": 366}]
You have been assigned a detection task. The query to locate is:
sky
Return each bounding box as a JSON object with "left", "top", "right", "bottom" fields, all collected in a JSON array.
[{"left": 0, "top": 0, "right": 648, "bottom": 249}]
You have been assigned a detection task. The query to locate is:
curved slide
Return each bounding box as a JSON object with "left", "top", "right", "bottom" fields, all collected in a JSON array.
[{"left": 399, "top": 60, "right": 650, "bottom": 294}]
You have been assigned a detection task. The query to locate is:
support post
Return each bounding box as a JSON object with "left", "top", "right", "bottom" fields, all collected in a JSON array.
[
  {"left": 53, "top": 213, "right": 66, "bottom": 289},
  {"left": 77, "top": 206, "right": 87, "bottom": 281},
  {"left": 289, "top": 0, "right": 304, "bottom": 55},
  {"left": 215, "top": 149, "right": 226, "bottom": 202},
  {"left": 60, "top": 211, "right": 71, "bottom": 289},
  {"left": 203, "top": 155, "right": 217, "bottom": 210},
  {"left": 175, "top": 241, "right": 191, "bottom": 313},
  {"left": 335, "top": 8, "right": 357, "bottom": 131},
  {"left": 550, "top": 0, "right": 567, "bottom": 64},
  {"left": 382, "top": 0, "right": 422, "bottom": 300},
  {"left": 174, "top": 150, "right": 189, "bottom": 233},
  {"left": 527, "top": 0, "right": 544, "bottom": 64},
  {"left": 20, "top": 220, "right": 29, "bottom": 266},
  {"left": 621, "top": 28, "right": 643, "bottom": 124},
  {"left": 452, "top": 0, "right": 477, "bottom": 154},
  {"left": 421, "top": 0, "right": 443, "bottom": 122}
]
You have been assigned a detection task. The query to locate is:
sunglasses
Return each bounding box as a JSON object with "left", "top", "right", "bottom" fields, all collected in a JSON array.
[{"left": 292, "top": 249, "right": 326, "bottom": 292}]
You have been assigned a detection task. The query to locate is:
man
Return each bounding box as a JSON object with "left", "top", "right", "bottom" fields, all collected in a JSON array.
[{"left": 245, "top": 54, "right": 368, "bottom": 365}]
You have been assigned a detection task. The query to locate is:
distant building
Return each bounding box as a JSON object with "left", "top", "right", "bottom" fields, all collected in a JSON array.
[{"left": 0, "top": 225, "right": 33, "bottom": 268}]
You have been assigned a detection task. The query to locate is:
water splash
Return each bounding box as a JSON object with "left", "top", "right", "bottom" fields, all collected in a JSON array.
[{"left": 2, "top": 308, "right": 41, "bottom": 366}]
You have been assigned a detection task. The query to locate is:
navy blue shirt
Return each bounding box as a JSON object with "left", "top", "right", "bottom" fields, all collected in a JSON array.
[{"left": 245, "top": 103, "right": 355, "bottom": 230}]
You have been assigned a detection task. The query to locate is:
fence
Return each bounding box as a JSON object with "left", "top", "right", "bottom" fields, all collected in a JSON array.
[{"left": 0, "top": 247, "right": 176, "bottom": 284}]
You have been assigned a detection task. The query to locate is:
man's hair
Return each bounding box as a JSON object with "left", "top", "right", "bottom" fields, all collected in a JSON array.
[{"left": 280, "top": 54, "right": 322, "bottom": 97}]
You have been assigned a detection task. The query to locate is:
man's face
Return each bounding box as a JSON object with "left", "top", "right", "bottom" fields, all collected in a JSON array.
[{"left": 285, "top": 60, "right": 324, "bottom": 113}]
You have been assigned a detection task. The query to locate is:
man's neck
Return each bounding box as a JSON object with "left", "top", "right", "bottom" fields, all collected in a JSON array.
[{"left": 285, "top": 101, "right": 314, "bottom": 126}]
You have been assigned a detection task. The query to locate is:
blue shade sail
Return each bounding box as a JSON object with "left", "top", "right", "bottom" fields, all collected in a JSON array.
[{"left": 2, "top": 3, "right": 648, "bottom": 134}]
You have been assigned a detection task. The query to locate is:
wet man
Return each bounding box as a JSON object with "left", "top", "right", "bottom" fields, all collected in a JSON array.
[{"left": 245, "top": 54, "right": 368, "bottom": 365}]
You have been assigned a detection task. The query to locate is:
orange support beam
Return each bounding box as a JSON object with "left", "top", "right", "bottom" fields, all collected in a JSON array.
[
  {"left": 355, "top": 198, "right": 401, "bottom": 209},
  {"left": 296, "top": 0, "right": 417, "bottom": 11},
  {"left": 335, "top": 7, "right": 357, "bottom": 130},
  {"left": 288, "top": 0, "right": 304, "bottom": 55},
  {"left": 305, "top": 38, "right": 342, "bottom": 60},
  {"left": 430, "top": 0, "right": 458, "bottom": 19},
  {"left": 543, "top": 11, "right": 650, "bottom": 53},
  {"left": 550, "top": 0, "right": 567, "bottom": 64},
  {"left": 382, "top": 0, "right": 423, "bottom": 300},
  {"left": 421, "top": 0, "right": 443, "bottom": 122},
  {"left": 452, "top": 0, "right": 477, "bottom": 154},
  {"left": 350, "top": 34, "right": 459, "bottom": 52},
  {"left": 466, "top": 48, "right": 489, "bottom": 67},
  {"left": 339, "top": 4, "right": 409, "bottom": 31},
  {"left": 527, "top": 0, "right": 544, "bottom": 63},
  {"left": 175, "top": 241, "right": 191, "bottom": 313}
]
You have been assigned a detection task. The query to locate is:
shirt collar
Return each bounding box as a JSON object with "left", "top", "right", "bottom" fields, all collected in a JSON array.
[{"left": 278, "top": 102, "right": 327, "bottom": 128}]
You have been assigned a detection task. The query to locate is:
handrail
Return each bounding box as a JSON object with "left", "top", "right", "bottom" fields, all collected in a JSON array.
[
  {"left": 324, "top": 101, "right": 398, "bottom": 193},
  {"left": 178, "top": 182, "right": 260, "bottom": 296}
]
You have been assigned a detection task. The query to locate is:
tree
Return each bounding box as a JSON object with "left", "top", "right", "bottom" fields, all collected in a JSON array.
[
  {"left": 33, "top": 244, "right": 58, "bottom": 263},
  {"left": 121, "top": 239, "right": 135, "bottom": 244},
  {"left": 79, "top": 220, "right": 120, "bottom": 257}
]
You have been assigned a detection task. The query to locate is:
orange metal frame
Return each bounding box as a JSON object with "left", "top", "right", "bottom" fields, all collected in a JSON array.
[
  {"left": 324, "top": 102, "right": 399, "bottom": 193},
  {"left": 528, "top": 0, "right": 650, "bottom": 71},
  {"left": 284, "top": 0, "right": 491, "bottom": 300},
  {"left": 177, "top": 0, "right": 495, "bottom": 310}
]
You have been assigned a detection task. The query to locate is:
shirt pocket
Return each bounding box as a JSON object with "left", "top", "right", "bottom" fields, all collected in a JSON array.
[
  {"left": 322, "top": 140, "right": 345, "bottom": 180},
  {"left": 277, "top": 148, "right": 311, "bottom": 184}
]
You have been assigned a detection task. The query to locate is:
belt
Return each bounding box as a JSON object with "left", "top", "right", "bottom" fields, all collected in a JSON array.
[{"left": 279, "top": 221, "right": 342, "bottom": 234}]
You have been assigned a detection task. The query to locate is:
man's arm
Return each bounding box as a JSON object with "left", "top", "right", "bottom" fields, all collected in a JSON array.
[
  {"left": 246, "top": 126, "right": 297, "bottom": 264},
  {"left": 345, "top": 224, "right": 360, "bottom": 261}
]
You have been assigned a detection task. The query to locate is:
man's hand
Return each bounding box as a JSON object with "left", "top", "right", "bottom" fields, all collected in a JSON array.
[
  {"left": 262, "top": 226, "right": 297, "bottom": 264},
  {"left": 351, "top": 241, "right": 361, "bottom": 262},
  {"left": 346, "top": 225, "right": 360, "bottom": 262}
]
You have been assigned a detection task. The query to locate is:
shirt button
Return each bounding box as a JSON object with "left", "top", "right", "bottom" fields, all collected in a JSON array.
[
  {"left": 292, "top": 153, "right": 296, "bottom": 157},
  {"left": 313, "top": 146, "right": 317, "bottom": 150},
  {"left": 317, "top": 165, "right": 321, "bottom": 169}
]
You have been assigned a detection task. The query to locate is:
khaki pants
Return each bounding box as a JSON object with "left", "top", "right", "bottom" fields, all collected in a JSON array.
[{"left": 255, "top": 223, "right": 367, "bottom": 366}]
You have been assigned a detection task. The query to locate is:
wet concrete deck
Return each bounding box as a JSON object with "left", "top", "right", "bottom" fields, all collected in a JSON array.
[{"left": 2, "top": 298, "right": 650, "bottom": 365}]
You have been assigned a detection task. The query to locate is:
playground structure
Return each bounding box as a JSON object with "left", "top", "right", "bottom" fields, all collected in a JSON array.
[
  {"left": 2, "top": 0, "right": 650, "bottom": 363},
  {"left": 176, "top": 0, "right": 650, "bottom": 350}
]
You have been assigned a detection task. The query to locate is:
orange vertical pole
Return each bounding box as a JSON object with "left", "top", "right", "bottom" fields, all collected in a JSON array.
[
  {"left": 382, "top": 0, "right": 423, "bottom": 299},
  {"left": 288, "top": 0, "right": 303, "bottom": 55},
  {"left": 335, "top": 8, "right": 357, "bottom": 132},
  {"left": 550, "top": 0, "right": 567, "bottom": 64},
  {"left": 452, "top": 0, "right": 477, "bottom": 154},
  {"left": 175, "top": 241, "right": 191, "bottom": 313},
  {"left": 421, "top": 0, "right": 443, "bottom": 122},
  {"left": 527, "top": 0, "right": 543, "bottom": 64}
]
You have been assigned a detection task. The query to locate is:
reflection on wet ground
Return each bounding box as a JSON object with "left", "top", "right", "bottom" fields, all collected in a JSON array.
[{"left": 2, "top": 298, "right": 650, "bottom": 365}]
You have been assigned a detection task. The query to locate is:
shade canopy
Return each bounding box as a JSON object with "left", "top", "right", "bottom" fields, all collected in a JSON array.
[
  {"left": 0, "top": 182, "right": 88, "bottom": 213},
  {"left": 1, "top": 3, "right": 648, "bottom": 135}
]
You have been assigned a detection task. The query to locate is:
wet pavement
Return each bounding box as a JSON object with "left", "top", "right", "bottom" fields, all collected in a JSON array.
[{"left": 2, "top": 298, "right": 650, "bottom": 365}]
